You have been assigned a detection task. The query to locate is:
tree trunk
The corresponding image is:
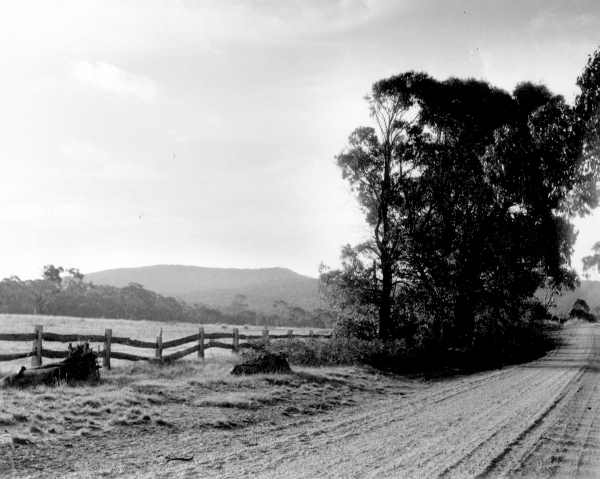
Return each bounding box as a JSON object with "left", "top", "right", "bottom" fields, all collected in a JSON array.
[
  {"left": 454, "top": 292, "right": 475, "bottom": 348},
  {"left": 379, "top": 259, "right": 393, "bottom": 339},
  {"left": 378, "top": 142, "right": 394, "bottom": 340}
]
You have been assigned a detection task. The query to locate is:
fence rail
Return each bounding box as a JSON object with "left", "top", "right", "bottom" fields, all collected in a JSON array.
[
  {"left": 0, "top": 351, "right": 33, "bottom": 361},
  {"left": 0, "top": 325, "right": 332, "bottom": 369}
]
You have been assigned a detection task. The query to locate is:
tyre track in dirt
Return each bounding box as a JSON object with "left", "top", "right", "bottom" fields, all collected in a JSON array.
[
  {"left": 497, "top": 323, "right": 600, "bottom": 478},
  {"left": 179, "top": 322, "right": 600, "bottom": 479}
]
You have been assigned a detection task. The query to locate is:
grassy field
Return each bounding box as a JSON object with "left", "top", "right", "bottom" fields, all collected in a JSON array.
[
  {"left": 0, "top": 314, "right": 330, "bottom": 375},
  {"left": 0, "top": 313, "right": 346, "bottom": 463},
  {"left": 0, "top": 356, "right": 410, "bottom": 454},
  {"left": 0, "top": 316, "right": 411, "bottom": 478}
]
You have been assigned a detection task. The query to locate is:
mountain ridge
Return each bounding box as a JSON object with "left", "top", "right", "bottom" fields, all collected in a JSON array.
[{"left": 85, "top": 264, "right": 321, "bottom": 313}]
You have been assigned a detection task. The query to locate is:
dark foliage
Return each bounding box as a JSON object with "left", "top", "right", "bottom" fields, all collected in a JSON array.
[
  {"left": 583, "top": 241, "right": 600, "bottom": 275},
  {"left": 569, "top": 298, "right": 596, "bottom": 321},
  {"left": 322, "top": 47, "right": 600, "bottom": 358},
  {"left": 270, "top": 302, "right": 558, "bottom": 373}
]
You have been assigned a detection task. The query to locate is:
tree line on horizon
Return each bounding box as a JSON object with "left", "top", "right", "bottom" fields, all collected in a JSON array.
[{"left": 0, "top": 265, "right": 334, "bottom": 329}]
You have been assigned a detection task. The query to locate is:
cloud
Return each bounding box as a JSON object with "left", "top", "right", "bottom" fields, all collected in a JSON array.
[
  {"left": 0, "top": 201, "right": 85, "bottom": 223},
  {"left": 72, "top": 60, "right": 158, "bottom": 102},
  {"left": 59, "top": 140, "right": 160, "bottom": 182},
  {"left": 530, "top": 8, "right": 598, "bottom": 32}
]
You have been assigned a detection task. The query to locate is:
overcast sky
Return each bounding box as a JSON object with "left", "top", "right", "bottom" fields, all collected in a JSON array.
[{"left": 0, "top": 0, "right": 599, "bottom": 280}]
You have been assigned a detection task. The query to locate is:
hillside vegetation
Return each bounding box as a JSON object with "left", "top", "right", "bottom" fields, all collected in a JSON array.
[
  {"left": 548, "top": 280, "right": 600, "bottom": 316},
  {"left": 0, "top": 266, "right": 333, "bottom": 329},
  {"left": 85, "top": 265, "right": 320, "bottom": 313}
]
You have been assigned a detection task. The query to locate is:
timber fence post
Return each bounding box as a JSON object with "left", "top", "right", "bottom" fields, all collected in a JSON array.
[
  {"left": 233, "top": 328, "right": 239, "bottom": 353},
  {"left": 155, "top": 328, "right": 163, "bottom": 362},
  {"left": 198, "top": 327, "right": 205, "bottom": 360},
  {"left": 262, "top": 327, "right": 269, "bottom": 345},
  {"left": 31, "top": 324, "right": 42, "bottom": 367},
  {"left": 287, "top": 329, "right": 293, "bottom": 344},
  {"left": 104, "top": 328, "right": 112, "bottom": 370},
  {"left": 309, "top": 330, "right": 314, "bottom": 339}
]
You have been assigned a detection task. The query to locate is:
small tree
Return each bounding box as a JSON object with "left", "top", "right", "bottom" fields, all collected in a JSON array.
[
  {"left": 67, "top": 268, "right": 84, "bottom": 281},
  {"left": 229, "top": 294, "right": 248, "bottom": 323},
  {"left": 43, "top": 264, "right": 64, "bottom": 285},
  {"left": 570, "top": 298, "right": 595, "bottom": 321},
  {"left": 583, "top": 241, "right": 600, "bottom": 276},
  {"left": 330, "top": 73, "right": 427, "bottom": 339}
]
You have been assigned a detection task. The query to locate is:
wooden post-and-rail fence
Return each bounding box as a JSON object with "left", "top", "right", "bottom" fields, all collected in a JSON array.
[{"left": 0, "top": 325, "right": 332, "bottom": 370}]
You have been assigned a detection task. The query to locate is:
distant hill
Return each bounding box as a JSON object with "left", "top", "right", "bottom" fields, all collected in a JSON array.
[
  {"left": 85, "top": 265, "right": 321, "bottom": 314},
  {"left": 546, "top": 280, "right": 600, "bottom": 316}
]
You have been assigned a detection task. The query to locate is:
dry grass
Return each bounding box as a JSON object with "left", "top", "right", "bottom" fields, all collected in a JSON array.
[
  {"left": 0, "top": 313, "right": 378, "bottom": 464},
  {"left": 0, "top": 354, "right": 411, "bottom": 450}
]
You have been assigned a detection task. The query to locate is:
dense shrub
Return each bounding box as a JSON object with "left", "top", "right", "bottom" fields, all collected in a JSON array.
[
  {"left": 265, "top": 336, "right": 409, "bottom": 370},
  {"left": 569, "top": 298, "right": 597, "bottom": 322},
  {"left": 265, "top": 338, "right": 356, "bottom": 366},
  {"left": 269, "top": 299, "right": 559, "bottom": 374},
  {"left": 333, "top": 315, "right": 378, "bottom": 341}
]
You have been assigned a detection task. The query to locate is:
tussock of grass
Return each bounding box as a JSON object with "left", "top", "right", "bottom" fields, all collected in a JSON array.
[
  {"left": 0, "top": 414, "right": 16, "bottom": 426},
  {"left": 196, "top": 391, "right": 266, "bottom": 410},
  {"left": 155, "top": 418, "right": 173, "bottom": 427},
  {"left": 75, "top": 407, "right": 103, "bottom": 417},
  {"left": 197, "top": 400, "right": 260, "bottom": 410},
  {"left": 214, "top": 419, "right": 245, "bottom": 429},
  {"left": 283, "top": 406, "right": 301, "bottom": 415},
  {"left": 12, "top": 413, "right": 28, "bottom": 423},
  {"left": 12, "top": 436, "right": 33, "bottom": 445},
  {"left": 81, "top": 399, "right": 101, "bottom": 408},
  {"left": 109, "top": 409, "right": 148, "bottom": 427}
]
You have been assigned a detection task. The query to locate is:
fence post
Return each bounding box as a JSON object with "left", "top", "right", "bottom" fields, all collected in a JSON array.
[
  {"left": 198, "top": 327, "right": 205, "bottom": 360},
  {"left": 262, "top": 327, "right": 269, "bottom": 345},
  {"left": 233, "top": 328, "right": 239, "bottom": 353},
  {"left": 287, "top": 329, "right": 293, "bottom": 344},
  {"left": 309, "top": 330, "right": 314, "bottom": 339},
  {"left": 155, "top": 328, "right": 163, "bottom": 362},
  {"left": 31, "top": 325, "right": 42, "bottom": 367},
  {"left": 103, "top": 328, "right": 112, "bottom": 370}
]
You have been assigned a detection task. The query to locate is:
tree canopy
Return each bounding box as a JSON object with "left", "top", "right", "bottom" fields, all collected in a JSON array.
[
  {"left": 583, "top": 241, "right": 600, "bottom": 276},
  {"left": 323, "top": 48, "right": 600, "bottom": 350}
]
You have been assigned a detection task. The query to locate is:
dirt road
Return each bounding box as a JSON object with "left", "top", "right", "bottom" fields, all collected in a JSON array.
[{"left": 3, "top": 321, "right": 600, "bottom": 478}]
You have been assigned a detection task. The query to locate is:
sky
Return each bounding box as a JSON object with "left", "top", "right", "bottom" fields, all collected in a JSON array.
[{"left": 0, "top": 0, "right": 599, "bottom": 280}]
